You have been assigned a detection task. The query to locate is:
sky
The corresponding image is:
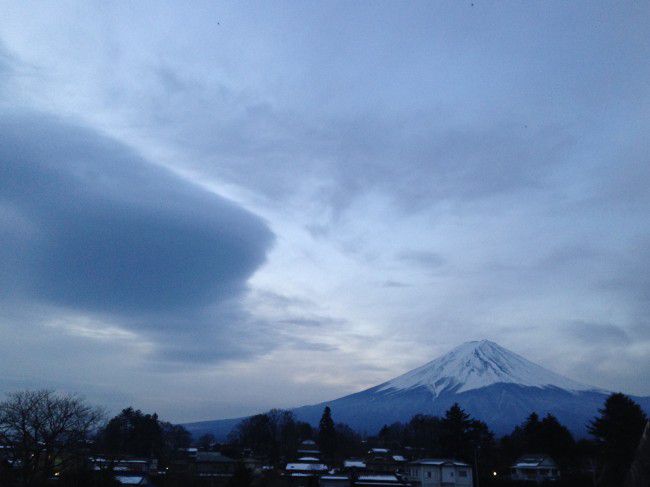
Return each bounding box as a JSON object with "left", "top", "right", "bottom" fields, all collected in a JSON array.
[{"left": 1, "top": 1, "right": 649, "bottom": 423}]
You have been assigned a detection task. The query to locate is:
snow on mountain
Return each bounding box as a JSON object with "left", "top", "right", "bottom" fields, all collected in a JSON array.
[
  {"left": 185, "top": 340, "right": 648, "bottom": 439},
  {"left": 378, "top": 339, "right": 595, "bottom": 396}
]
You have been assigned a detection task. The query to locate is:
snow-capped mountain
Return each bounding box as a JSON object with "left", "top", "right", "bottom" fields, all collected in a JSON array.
[
  {"left": 184, "top": 340, "right": 649, "bottom": 439},
  {"left": 377, "top": 340, "right": 594, "bottom": 396}
]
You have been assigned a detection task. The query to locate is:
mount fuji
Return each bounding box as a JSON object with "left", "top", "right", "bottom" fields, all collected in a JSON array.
[{"left": 184, "top": 340, "right": 650, "bottom": 438}]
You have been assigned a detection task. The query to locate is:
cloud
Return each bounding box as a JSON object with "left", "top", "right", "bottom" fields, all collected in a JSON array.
[
  {"left": 0, "top": 109, "right": 274, "bottom": 363},
  {"left": 564, "top": 320, "right": 630, "bottom": 346},
  {"left": 125, "top": 74, "right": 575, "bottom": 217},
  {"left": 397, "top": 250, "right": 446, "bottom": 270}
]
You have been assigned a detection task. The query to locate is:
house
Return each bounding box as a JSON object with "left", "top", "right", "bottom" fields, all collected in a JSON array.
[
  {"left": 365, "top": 450, "right": 406, "bottom": 475},
  {"left": 510, "top": 455, "right": 560, "bottom": 483},
  {"left": 92, "top": 458, "right": 158, "bottom": 474},
  {"left": 298, "top": 439, "right": 322, "bottom": 457},
  {"left": 299, "top": 456, "right": 322, "bottom": 463},
  {"left": 320, "top": 474, "right": 350, "bottom": 487},
  {"left": 355, "top": 474, "right": 409, "bottom": 486},
  {"left": 115, "top": 475, "right": 149, "bottom": 486},
  {"left": 194, "top": 451, "right": 239, "bottom": 478},
  {"left": 285, "top": 462, "right": 329, "bottom": 476},
  {"left": 368, "top": 448, "right": 390, "bottom": 456},
  {"left": 320, "top": 473, "right": 409, "bottom": 487},
  {"left": 343, "top": 459, "right": 367, "bottom": 471},
  {"left": 405, "top": 459, "right": 473, "bottom": 487}
]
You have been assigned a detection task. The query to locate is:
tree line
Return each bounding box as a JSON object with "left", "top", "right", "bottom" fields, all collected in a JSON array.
[
  {"left": 229, "top": 394, "right": 648, "bottom": 487},
  {"left": 0, "top": 389, "right": 647, "bottom": 487}
]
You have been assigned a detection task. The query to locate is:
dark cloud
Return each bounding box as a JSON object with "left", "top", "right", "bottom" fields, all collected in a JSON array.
[
  {"left": 0, "top": 110, "right": 274, "bottom": 363},
  {"left": 564, "top": 320, "right": 630, "bottom": 346}
]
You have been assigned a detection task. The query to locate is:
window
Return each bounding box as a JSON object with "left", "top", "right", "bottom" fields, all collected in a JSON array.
[
  {"left": 458, "top": 470, "right": 467, "bottom": 478},
  {"left": 427, "top": 471, "right": 431, "bottom": 478}
]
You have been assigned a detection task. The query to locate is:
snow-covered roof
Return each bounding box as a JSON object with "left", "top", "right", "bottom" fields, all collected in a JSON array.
[
  {"left": 392, "top": 455, "right": 406, "bottom": 462},
  {"left": 369, "top": 448, "right": 389, "bottom": 453},
  {"left": 286, "top": 463, "right": 328, "bottom": 471},
  {"left": 359, "top": 475, "right": 399, "bottom": 481},
  {"left": 410, "top": 458, "right": 469, "bottom": 467},
  {"left": 512, "top": 455, "right": 557, "bottom": 468},
  {"left": 298, "top": 456, "right": 320, "bottom": 462},
  {"left": 356, "top": 474, "right": 406, "bottom": 485},
  {"left": 115, "top": 476, "right": 144, "bottom": 485},
  {"left": 378, "top": 340, "right": 596, "bottom": 395},
  {"left": 344, "top": 460, "right": 366, "bottom": 468}
]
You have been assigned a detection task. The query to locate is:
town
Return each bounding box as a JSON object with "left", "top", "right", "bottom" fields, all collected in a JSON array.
[{"left": 0, "top": 390, "right": 647, "bottom": 487}]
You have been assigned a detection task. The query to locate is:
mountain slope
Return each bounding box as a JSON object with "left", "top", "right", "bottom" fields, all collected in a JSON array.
[
  {"left": 185, "top": 340, "right": 650, "bottom": 438},
  {"left": 377, "top": 340, "right": 594, "bottom": 395}
]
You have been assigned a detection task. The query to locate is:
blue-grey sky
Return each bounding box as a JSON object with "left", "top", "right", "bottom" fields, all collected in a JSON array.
[{"left": 1, "top": 1, "right": 649, "bottom": 422}]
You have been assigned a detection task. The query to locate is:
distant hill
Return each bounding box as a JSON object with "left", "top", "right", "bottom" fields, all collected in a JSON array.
[{"left": 184, "top": 340, "right": 650, "bottom": 439}]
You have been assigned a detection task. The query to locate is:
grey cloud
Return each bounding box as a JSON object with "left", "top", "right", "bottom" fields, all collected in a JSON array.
[
  {"left": 249, "top": 290, "right": 313, "bottom": 310},
  {"left": 397, "top": 250, "right": 446, "bottom": 270},
  {"left": 276, "top": 317, "right": 346, "bottom": 328},
  {"left": 564, "top": 320, "right": 630, "bottom": 346},
  {"left": 382, "top": 280, "right": 410, "bottom": 288},
  {"left": 107, "top": 63, "right": 576, "bottom": 218},
  {"left": 0, "top": 109, "right": 274, "bottom": 363}
]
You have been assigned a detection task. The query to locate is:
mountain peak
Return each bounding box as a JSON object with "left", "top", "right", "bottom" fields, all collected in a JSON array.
[{"left": 378, "top": 339, "right": 594, "bottom": 396}]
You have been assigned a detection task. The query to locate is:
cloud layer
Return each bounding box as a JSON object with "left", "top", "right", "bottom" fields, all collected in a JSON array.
[
  {"left": 0, "top": 2, "right": 649, "bottom": 421},
  {"left": 0, "top": 110, "right": 274, "bottom": 363}
]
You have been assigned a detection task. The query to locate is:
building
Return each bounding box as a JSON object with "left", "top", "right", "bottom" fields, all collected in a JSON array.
[
  {"left": 298, "top": 439, "right": 322, "bottom": 458},
  {"left": 194, "top": 451, "right": 239, "bottom": 479},
  {"left": 320, "top": 473, "right": 409, "bottom": 487},
  {"left": 367, "top": 457, "right": 407, "bottom": 474},
  {"left": 343, "top": 459, "right": 367, "bottom": 471},
  {"left": 92, "top": 458, "right": 158, "bottom": 474},
  {"left": 115, "top": 475, "right": 149, "bottom": 486},
  {"left": 285, "top": 462, "right": 329, "bottom": 475},
  {"left": 510, "top": 455, "right": 560, "bottom": 483},
  {"left": 320, "top": 474, "right": 350, "bottom": 487},
  {"left": 356, "top": 474, "right": 409, "bottom": 486},
  {"left": 90, "top": 458, "right": 157, "bottom": 486},
  {"left": 405, "top": 459, "right": 473, "bottom": 487}
]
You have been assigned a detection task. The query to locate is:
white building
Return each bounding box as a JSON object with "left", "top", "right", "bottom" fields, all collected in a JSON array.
[
  {"left": 405, "top": 459, "right": 473, "bottom": 487},
  {"left": 510, "top": 455, "right": 560, "bottom": 483}
]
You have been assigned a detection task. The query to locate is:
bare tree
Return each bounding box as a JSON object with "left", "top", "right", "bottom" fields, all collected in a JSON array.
[{"left": 0, "top": 390, "right": 103, "bottom": 486}]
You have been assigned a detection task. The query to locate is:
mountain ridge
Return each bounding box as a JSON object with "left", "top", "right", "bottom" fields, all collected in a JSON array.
[
  {"left": 376, "top": 340, "right": 597, "bottom": 396},
  {"left": 184, "top": 340, "right": 649, "bottom": 439}
]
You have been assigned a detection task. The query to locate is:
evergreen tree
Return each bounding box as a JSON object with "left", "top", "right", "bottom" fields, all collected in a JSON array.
[
  {"left": 501, "top": 412, "right": 575, "bottom": 470},
  {"left": 538, "top": 413, "right": 575, "bottom": 469},
  {"left": 318, "top": 406, "right": 337, "bottom": 460},
  {"left": 440, "top": 404, "right": 496, "bottom": 481},
  {"left": 440, "top": 403, "right": 473, "bottom": 459},
  {"left": 96, "top": 407, "right": 190, "bottom": 463},
  {"left": 407, "top": 414, "right": 443, "bottom": 452},
  {"left": 197, "top": 433, "right": 217, "bottom": 451},
  {"left": 335, "top": 423, "right": 362, "bottom": 458},
  {"left": 230, "top": 409, "right": 306, "bottom": 464},
  {"left": 589, "top": 393, "right": 647, "bottom": 487}
]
